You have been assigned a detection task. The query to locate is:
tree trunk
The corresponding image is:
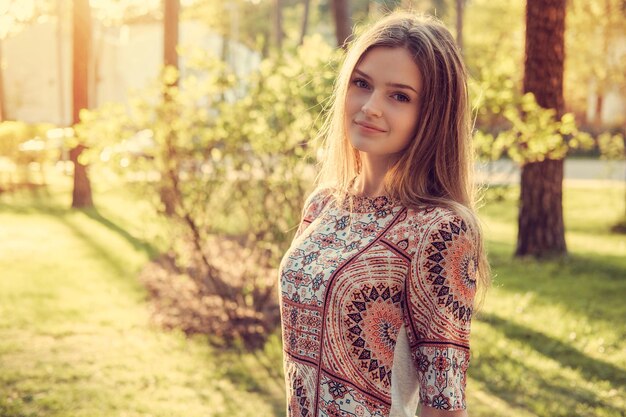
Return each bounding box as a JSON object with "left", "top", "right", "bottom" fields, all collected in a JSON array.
[
  {"left": 0, "top": 39, "right": 5, "bottom": 122},
  {"left": 161, "top": 0, "right": 180, "bottom": 216},
  {"left": 164, "top": 0, "right": 179, "bottom": 72},
  {"left": 517, "top": 159, "right": 566, "bottom": 256},
  {"left": 274, "top": 0, "right": 284, "bottom": 50},
  {"left": 594, "top": 91, "right": 604, "bottom": 127},
  {"left": 91, "top": 20, "right": 103, "bottom": 109},
  {"left": 228, "top": 2, "right": 239, "bottom": 72},
  {"left": 57, "top": 0, "right": 66, "bottom": 125},
  {"left": 332, "top": 0, "right": 351, "bottom": 49},
  {"left": 299, "top": 0, "right": 311, "bottom": 46},
  {"left": 455, "top": 0, "right": 464, "bottom": 52},
  {"left": 517, "top": 0, "right": 567, "bottom": 257},
  {"left": 71, "top": 0, "right": 93, "bottom": 208},
  {"left": 431, "top": 0, "right": 448, "bottom": 18},
  {"left": 221, "top": 31, "right": 230, "bottom": 63}
]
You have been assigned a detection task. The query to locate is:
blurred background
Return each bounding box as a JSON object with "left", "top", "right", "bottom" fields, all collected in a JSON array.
[{"left": 0, "top": 0, "right": 624, "bottom": 416}]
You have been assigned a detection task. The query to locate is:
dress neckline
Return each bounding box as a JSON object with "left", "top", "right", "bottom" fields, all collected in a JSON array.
[
  {"left": 341, "top": 192, "right": 399, "bottom": 214},
  {"left": 340, "top": 177, "right": 400, "bottom": 214}
]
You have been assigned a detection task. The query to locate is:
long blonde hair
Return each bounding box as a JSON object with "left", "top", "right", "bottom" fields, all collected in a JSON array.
[{"left": 315, "top": 11, "right": 490, "bottom": 307}]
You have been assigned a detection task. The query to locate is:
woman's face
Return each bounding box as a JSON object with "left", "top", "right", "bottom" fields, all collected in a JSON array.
[{"left": 345, "top": 47, "right": 422, "bottom": 160}]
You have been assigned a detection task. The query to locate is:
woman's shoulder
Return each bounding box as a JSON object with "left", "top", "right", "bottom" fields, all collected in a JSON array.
[
  {"left": 402, "top": 203, "right": 479, "bottom": 246},
  {"left": 301, "top": 186, "right": 335, "bottom": 220},
  {"left": 404, "top": 204, "right": 465, "bottom": 226}
]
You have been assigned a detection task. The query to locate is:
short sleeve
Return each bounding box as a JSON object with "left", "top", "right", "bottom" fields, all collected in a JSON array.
[
  {"left": 403, "top": 210, "right": 478, "bottom": 411},
  {"left": 293, "top": 187, "right": 333, "bottom": 239}
]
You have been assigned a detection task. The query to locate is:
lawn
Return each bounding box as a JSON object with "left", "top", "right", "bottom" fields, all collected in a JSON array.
[
  {"left": 470, "top": 182, "right": 626, "bottom": 417},
  {"left": 0, "top": 172, "right": 624, "bottom": 417},
  {"left": 0, "top": 176, "right": 285, "bottom": 417}
]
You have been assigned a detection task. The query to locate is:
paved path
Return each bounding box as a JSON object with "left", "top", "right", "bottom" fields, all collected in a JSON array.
[{"left": 476, "top": 158, "right": 626, "bottom": 184}]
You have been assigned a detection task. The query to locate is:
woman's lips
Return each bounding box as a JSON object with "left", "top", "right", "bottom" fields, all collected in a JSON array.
[{"left": 354, "top": 120, "right": 386, "bottom": 133}]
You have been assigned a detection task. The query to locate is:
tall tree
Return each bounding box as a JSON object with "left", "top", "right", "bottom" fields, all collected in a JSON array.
[
  {"left": 71, "top": 0, "right": 93, "bottom": 208},
  {"left": 299, "top": 0, "right": 311, "bottom": 45},
  {"left": 431, "top": 0, "right": 448, "bottom": 17},
  {"left": 161, "top": 0, "right": 180, "bottom": 216},
  {"left": 0, "top": 40, "right": 5, "bottom": 122},
  {"left": 516, "top": 0, "right": 567, "bottom": 257},
  {"left": 0, "top": 0, "right": 56, "bottom": 122},
  {"left": 332, "top": 0, "right": 351, "bottom": 48},
  {"left": 565, "top": 0, "right": 626, "bottom": 124},
  {"left": 455, "top": 0, "right": 464, "bottom": 51},
  {"left": 57, "top": 0, "right": 67, "bottom": 125},
  {"left": 164, "top": 0, "right": 179, "bottom": 73},
  {"left": 274, "top": 0, "right": 284, "bottom": 49}
]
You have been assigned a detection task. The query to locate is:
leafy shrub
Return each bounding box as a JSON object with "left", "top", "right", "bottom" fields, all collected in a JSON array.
[{"left": 78, "top": 35, "right": 339, "bottom": 348}]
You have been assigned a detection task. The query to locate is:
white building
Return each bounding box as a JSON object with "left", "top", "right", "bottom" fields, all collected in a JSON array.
[
  {"left": 585, "top": 34, "right": 626, "bottom": 127},
  {"left": 1, "top": 16, "right": 260, "bottom": 125}
]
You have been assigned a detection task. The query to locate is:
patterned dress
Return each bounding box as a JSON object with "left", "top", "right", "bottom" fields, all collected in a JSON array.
[{"left": 278, "top": 188, "right": 478, "bottom": 417}]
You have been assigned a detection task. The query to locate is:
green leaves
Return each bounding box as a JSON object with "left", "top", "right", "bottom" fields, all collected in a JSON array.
[
  {"left": 74, "top": 35, "right": 338, "bottom": 268},
  {"left": 597, "top": 132, "right": 625, "bottom": 161},
  {"left": 473, "top": 89, "right": 602, "bottom": 164}
]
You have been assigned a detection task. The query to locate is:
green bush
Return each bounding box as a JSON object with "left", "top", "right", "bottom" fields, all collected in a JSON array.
[{"left": 77, "top": 35, "right": 339, "bottom": 348}]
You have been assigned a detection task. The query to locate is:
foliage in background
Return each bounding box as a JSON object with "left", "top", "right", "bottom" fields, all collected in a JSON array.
[
  {"left": 464, "top": 0, "right": 625, "bottom": 131},
  {"left": 213, "top": 36, "right": 338, "bottom": 261},
  {"left": 2, "top": 178, "right": 625, "bottom": 417},
  {"left": 0, "top": 121, "right": 58, "bottom": 189},
  {"left": 565, "top": 0, "right": 626, "bottom": 125},
  {"left": 4, "top": 0, "right": 623, "bottom": 348},
  {"left": 470, "top": 65, "right": 624, "bottom": 165},
  {"left": 473, "top": 91, "right": 596, "bottom": 163},
  {"left": 71, "top": 0, "right": 626, "bottom": 344},
  {"left": 77, "top": 35, "right": 338, "bottom": 348}
]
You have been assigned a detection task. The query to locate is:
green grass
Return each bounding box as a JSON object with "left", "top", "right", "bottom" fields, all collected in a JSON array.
[
  {"left": 0, "top": 170, "right": 625, "bottom": 417},
  {"left": 469, "top": 184, "right": 626, "bottom": 417},
  {"left": 0, "top": 174, "right": 285, "bottom": 417}
]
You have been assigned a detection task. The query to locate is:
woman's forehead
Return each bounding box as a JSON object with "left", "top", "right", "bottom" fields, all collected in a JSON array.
[{"left": 354, "top": 47, "right": 422, "bottom": 91}]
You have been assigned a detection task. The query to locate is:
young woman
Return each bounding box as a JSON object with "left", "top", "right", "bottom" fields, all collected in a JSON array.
[{"left": 278, "top": 11, "right": 490, "bottom": 417}]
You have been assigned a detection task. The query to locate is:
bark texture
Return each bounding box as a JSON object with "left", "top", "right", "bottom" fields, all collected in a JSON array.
[
  {"left": 299, "top": 0, "right": 311, "bottom": 46},
  {"left": 274, "top": 0, "right": 284, "bottom": 49},
  {"left": 71, "top": 0, "right": 93, "bottom": 208},
  {"left": 332, "top": 0, "right": 351, "bottom": 49},
  {"left": 164, "top": 0, "right": 179, "bottom": 71},
  {"left": 456, "top": 0, "right": 464, "bottom": 51},
  {"left": 160, "top": 0, "right": 180, "bottom": 216},
  {"left": 57, "top": 0, "right": 66, "bottom": 125},
  {"left": 517, "top": 0, "right": 567, "bottom": 257},
  {"left": 517, "top": 159, "right": 566, "bottom": 256},
  {"left": 0, "top": 40, "right": 5, "bottom": 122}
]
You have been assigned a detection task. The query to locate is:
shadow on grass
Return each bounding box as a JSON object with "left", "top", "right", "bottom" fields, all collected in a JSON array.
[
  {"left": 0, "top": 186, "right": 66, "bottom": 216},
  {"left": 0, "top": 400, "right": 32, "bottom": 417},
  {"left": 79, "top": 207, "right": 159, "bottom": 260},
  {"left": 486, "top": 238, "right": 626, "bottom": 330},
  {"left": 472, "top": 313, "right": 625, "bottom": 417},
  {"left": 214, "top": 365, "right": 285, "bottom": 417},
  {"left": 51, "top": 212, "right": 156, "bottom": 293},
  {"left": 1, "top": 190, "right": 159, "bottom": 298},
  {"left": 479, "top": 312, "right": 626, "bottom": 385},
  {"left": 1, "top": 187, "right": 158, "bottom": 261},
  {"left": 194, "top": 332, "right": 286, "bottom": 417}
]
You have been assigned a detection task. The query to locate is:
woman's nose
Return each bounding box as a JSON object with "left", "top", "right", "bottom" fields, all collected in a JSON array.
[{"left": 361, "top": 93, "right": 383, "bottom": 118}]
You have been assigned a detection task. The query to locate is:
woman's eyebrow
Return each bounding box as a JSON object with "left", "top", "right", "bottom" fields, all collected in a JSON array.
[{"left": 353, "top": 69, "right": 419, "bottom": 94}]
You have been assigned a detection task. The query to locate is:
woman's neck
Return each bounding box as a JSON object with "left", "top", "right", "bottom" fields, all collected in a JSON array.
[{"left": 353, "top": 152, "right": 399, "bottom": 197}]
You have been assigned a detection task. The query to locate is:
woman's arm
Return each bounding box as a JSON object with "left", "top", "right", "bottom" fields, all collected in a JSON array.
[
  {"left": 404, "top": 210, "right": 477, "bottom": 412},
  {"left": 419, "top": 404, "right": 469, "bottom": 417}
]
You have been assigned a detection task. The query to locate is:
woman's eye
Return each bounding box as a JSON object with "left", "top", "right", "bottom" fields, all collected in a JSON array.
[
  {"left": 353, "top": 78, "right": 369, "bottom": 89},
  {"left": 392, "top": 93, "right": 410, "bottom": 103}
]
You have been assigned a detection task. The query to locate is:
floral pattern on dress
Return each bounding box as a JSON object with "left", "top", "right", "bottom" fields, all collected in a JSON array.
[
  {"left": 404, "top": 213, "right": 477, "bottom": 410},
  {"left": 280, "top": 188, "right": 477, "bottom": 416}
]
